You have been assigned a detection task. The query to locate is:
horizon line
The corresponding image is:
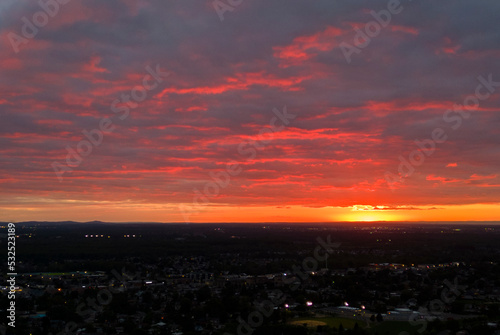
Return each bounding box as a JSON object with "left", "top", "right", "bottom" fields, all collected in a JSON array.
[{"left": 4, "top": 220, "right": 500, "bottom": 225}]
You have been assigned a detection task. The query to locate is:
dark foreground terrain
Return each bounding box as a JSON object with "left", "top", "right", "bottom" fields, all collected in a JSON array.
[{"left": 1, "top": 221, "right": 500, "bottom": 335}]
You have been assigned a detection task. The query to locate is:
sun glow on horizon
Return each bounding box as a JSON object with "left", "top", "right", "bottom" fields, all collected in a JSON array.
[
  {"left": 340, "top": 205, "right": 405, "bottom": 222},
  {"left": 3, "top": 201, "right": 500, "bottom": 223},
  {"left": 342, "top": 212, "right": 401, "bottom": 222}
]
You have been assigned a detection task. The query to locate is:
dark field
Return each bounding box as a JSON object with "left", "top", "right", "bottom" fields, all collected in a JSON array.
[{"left": 1, "top": 222, "right": 500, "bottom": 335}]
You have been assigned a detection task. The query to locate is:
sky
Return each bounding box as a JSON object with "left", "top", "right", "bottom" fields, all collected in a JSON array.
[{"left": 1, "top": 0, "right": 500, "bottom": 223}]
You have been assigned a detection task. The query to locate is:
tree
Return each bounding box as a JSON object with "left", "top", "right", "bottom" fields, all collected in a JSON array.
[
  {"left": 352, "top": 322, "right": 363, "bottom": 335},
  {"left": 339, "top": 323, "right": 344, "bottom": 333}
]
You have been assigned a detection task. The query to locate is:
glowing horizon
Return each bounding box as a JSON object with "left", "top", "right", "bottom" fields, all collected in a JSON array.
[{"left": 3, "top": 203, "right": 500, "bottom": 223}]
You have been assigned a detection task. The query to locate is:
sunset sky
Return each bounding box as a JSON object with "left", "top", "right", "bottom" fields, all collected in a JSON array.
[{"left": 1, "top": 0, "right": 500, "bottom": 223}]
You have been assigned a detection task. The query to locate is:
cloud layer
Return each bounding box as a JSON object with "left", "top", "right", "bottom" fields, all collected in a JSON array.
[{"left": 1, "top": 0, "right": 500, "bottom": 221}]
